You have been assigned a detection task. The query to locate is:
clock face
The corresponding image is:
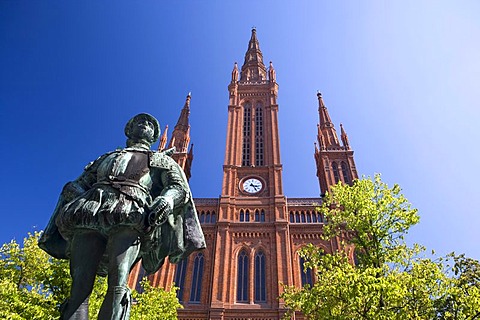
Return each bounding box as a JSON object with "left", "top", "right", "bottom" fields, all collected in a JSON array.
[{"left": 242, "top": 178, "right": 263, "bottom": 194}]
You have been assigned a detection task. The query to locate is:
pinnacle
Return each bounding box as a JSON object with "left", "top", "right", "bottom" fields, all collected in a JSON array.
[{"left": 240, "top": 28, "right": 267, "bottom": 82}]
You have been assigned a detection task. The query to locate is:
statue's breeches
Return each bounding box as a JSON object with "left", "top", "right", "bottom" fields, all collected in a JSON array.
[{"left": 56, "top": 185, "right": 147, "bottom": 240}]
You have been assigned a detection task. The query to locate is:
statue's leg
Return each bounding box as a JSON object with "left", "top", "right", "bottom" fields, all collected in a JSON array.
[
  {"left": 62, "top": 230, "right": 107, "bottom": 320},
  {"left": 97, "top": 227, "right": 140, "bottom": 320}
]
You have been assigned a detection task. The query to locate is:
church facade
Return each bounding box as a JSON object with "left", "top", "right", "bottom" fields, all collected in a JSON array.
[{"left": 129, "top": 29, "right": 358, "bottom": 320}]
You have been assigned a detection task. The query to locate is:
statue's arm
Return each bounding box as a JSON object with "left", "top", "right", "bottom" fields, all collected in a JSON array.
[
  {"left": 148, "top": 167, "right": 187, "bottom": 226},
  {"left": 61, "top": 155, "right": 105, "bottom": 202}
]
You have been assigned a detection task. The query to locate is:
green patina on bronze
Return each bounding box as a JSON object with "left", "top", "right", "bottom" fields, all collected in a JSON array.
[{"left": 39, "top": 113, "right": 206, "bottom": 320}]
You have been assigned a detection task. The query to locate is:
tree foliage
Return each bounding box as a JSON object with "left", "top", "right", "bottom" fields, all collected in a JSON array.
[
  {"left": 131, "top": 280, "right": 182, "bottom": 320},
  {"left": 0, "top": 231, "right": 181, "bottom": 319},
  {"left": 281, "top": 175, "right": 480, "bottom": 320}
]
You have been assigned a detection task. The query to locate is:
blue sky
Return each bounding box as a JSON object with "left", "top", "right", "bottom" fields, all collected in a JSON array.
[{"left": 1, "top": 1, "right": 479, "bottom": 260}]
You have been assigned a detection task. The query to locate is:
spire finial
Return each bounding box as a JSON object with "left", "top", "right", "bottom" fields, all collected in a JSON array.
[
  {"left": 232, "top": 62, "right": 239, "bottom": 82},
  {"left": 340, "top": 123, "right": 351, "bottom": 150},
  {"left": 268, "top": 61, "right": 276, "bottom": 82},
  {"left": 184, "top": 92, "right": 191, "bottom": 108}
]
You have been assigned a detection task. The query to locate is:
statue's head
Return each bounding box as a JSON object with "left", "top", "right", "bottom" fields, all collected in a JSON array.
[{"left": 124, "top": 113, "right": 160, "bottom": 146}]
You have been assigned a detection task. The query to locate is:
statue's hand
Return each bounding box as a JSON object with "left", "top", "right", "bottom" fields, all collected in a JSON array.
[{"left": 148, "top": 196, "right": 174, "bottom": 226}]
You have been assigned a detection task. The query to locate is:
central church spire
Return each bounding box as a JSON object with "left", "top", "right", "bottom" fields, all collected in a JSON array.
[
  {"left": 240, "top": 28, "right": 267, "bottom": 82},
  {"left": 222, "top": 28, "right": 282, "bottom": 198}
]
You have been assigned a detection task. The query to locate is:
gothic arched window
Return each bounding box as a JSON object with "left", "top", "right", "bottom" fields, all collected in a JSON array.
[
  {"left": 341, "top": 161, "right": 351, "bottom": 185},
  {"left": 289, "top": 211, "right": 294, "bottom": 223},
  {"left": 255, "top": 250, "right": 266, "bottom": 302},
  {"left": 255, "top": 209, "right": 260, "bottom": 222},
  {"left": 242, "top": 103, "right": 252, "bottom": 166},
  {"left": 237, "top": 250, "right": 249, "bottom": 302},
  {"left": 205, "top": 211, "right": 211, "bottom": 223},
  {"left": 332, "top": 162, "right": 340, "bottom": 183},
  {"left": 189, "top": 253, "right": 204, "bottom": 303},
  {"left": 299, "top": 256, "right": 313, "bottom": 287},
  {"left": 255, "top": 103, "right": 264, "bottom": 166},
  {"left": 174, "top": 258, "right": 188, "bottom": 301},
  {"left": 260, "top": 209, "right": 265, "bottom": 222},
  {"left": 211, "top": 211, "right": 216, "bottom": 223},
  {"left": 240, "top": 209, "right": 245, "bottom": 222},
  {"left": 245, "top": 209, "right": 250, "bottom": 222}
]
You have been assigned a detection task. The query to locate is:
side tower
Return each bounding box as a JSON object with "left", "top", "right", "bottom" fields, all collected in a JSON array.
[
  {"left": 168, "top": 93, "right": 194, "bottom": 181},
  {"left": 314, "top": 92, "right": 358, "bottom": 194}
]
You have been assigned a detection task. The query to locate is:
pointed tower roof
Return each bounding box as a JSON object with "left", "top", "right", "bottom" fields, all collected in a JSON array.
[
  {"left": 168, "top": 93, "right": 192, "bottom": 153},
  {"left": 240, "top": 28, "right": 267, "bottom": 82},
  {"left": 316, "top": 92, "right": 340, "bottom": 148},
  {"left": 317, "top": 92, "right": 334, "bottom": 128},
  {"left": 158, "top": 125, "right": 169, "bottom": 151},
  {"left": 174, "top": 92, "right": 191, "bottom": 131}
]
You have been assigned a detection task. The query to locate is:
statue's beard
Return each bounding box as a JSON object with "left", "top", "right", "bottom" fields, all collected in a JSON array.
[{"left": 139, "top": 130, "right": 154, "bottom": 142}]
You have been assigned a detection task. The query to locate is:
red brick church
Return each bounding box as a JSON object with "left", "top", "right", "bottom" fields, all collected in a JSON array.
[{"left": 129, "top": 28, "right": 358, "bottom": 320}]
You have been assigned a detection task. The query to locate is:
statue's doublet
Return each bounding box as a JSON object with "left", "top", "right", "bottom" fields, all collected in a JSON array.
[{"left": 56, "top": 148, "right": 173, "bottom": 239}]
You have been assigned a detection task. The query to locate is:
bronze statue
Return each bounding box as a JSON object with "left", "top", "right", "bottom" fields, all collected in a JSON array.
[{"left": 39, "top": 113, "right": 205, "bottom": 320}]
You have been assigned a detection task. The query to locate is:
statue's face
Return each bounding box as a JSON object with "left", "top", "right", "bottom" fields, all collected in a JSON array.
[{"left": 131, "top": 119, "right": 155, "bottom": 143}]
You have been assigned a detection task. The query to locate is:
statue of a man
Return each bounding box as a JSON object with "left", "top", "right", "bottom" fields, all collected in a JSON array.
[{"left": 39, "top": 113, "right": 206, "bottom": 320}]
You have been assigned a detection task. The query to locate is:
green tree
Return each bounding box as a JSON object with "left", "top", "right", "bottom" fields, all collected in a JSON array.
[
  {"left": 281, "top": 175, "right": 480, "bottom": 320},
  {"left": 0, "top": 231, "right": 70, "bottom": 319},
  {"left": 0, "top": 232, "right": 181, "bottom": 319},
  {"left": 435, "top": 253, "right": 480, "bottom": 319},
  {"left": 131, "top": 280, "right": 182, "bottom": 320}
]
